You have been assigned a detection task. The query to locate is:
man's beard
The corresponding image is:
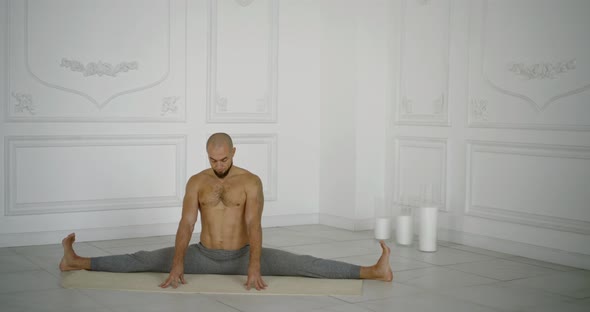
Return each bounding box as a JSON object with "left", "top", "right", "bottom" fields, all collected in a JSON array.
[{"left": 214, "top": 163, "right": 232, "bottom": 179}]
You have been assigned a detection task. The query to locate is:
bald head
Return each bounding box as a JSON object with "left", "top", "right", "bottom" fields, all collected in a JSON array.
[
  {"left": 206, "top": 133, "right": 235, "bottom": 178},
  {"left": 206, "top": 133, "right": 234, "bottom": 150}
]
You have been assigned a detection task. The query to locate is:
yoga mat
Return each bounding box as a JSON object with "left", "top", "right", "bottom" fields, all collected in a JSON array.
[{"left": 61, "top": 270, "right": 362, "bottom": 296}]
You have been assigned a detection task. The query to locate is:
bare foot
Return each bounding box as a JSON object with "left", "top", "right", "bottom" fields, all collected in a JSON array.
[
  {"left": 59, "top": 233, "right": 87, "bottom": 271},
  {"left": 374, "top": 241, "right": 393, "bottom": 282}
]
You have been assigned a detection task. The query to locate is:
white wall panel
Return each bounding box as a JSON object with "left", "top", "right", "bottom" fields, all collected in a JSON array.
[
  {"left": 5, "top": 135, "right": 186, "bottom": 215},
  {"left": 466, "top": 141, "right": 590, "bottom": 235},
  {"left": 1, "top": 0, "right": 324, "bottom": 246},
  {"left": 468, "top": 0, "right": 590, "bottom": 131},
  {"left": 231, "top": 133, "right": 277, "bottom": 200},
  {"left": 7, "top": 0, "right": 186, "bottom": 122},
  {"left": 397, "top": 0, "right": 450, "bottom": 126},
  {"left": 394, "top": 137, "right": 448, "bottom": 211},
  {"left": 207, "top": 0, "right": 278, "bottom": 123}
]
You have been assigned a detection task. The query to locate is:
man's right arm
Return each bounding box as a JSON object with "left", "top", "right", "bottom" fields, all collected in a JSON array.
[{"left": 159, "top": 176, "right": 199, "bottom": 288}]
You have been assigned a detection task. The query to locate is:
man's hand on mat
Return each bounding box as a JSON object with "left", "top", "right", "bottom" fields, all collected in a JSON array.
[
  {"left": 160, "top": 267, "right": 187, "bottom": 289},
  {"left": 245, "top": 268, "right": 267, "bottom": 291}
]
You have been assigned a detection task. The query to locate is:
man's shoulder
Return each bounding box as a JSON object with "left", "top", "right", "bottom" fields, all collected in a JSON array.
[
  {"left": 234, "top": 168, "right": 262, "bottom": 189},
  {"left": 233, "top": 167, "right": 260, "bottom": 181},
  {"left": 187, "top": 169, "right": 213, "bottom": 185}
]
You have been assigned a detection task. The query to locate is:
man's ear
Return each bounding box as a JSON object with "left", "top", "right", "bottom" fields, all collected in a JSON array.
[{"left": 231, "top": 147, "right": 236, "bottom": 156}]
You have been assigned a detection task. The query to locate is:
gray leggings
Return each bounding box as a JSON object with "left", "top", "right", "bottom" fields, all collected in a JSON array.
[{"left": 91, "top": 243, "right": 361, "bottom": 279}]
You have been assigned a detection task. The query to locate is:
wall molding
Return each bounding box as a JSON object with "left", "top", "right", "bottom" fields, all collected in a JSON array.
[
  {"left": 6, "top": 0, "right": 187, "bottom": 122},
  {"left": 465, "top": 140, "right": 590, "bottom": 235},
  {"left": 438, "top": 228, "right": 590, "bottom": 270},
  {"left": 11, "top": 91, "right": 35, "bottom": 115},
  {"left": 24, "top": 0, "right": 170, "bottom": 110},
  {"left": 4, "top": 135, "right": 187, "bottom": 216},
  {"left": 206, "top": 0, "right": 279, "bottom": 123},
  {"left": 235, "top": 0, "right": 255, "bottom": 7},
  {"left": 394, "top": 136, "right": 449, "bottom": 211},
  {"left": 60, "top": 58, "right": 139, "bottom": 78},
  {"left": 396, "top": 0, "right": 451, "bottom": 127},
  {"left": 478, "top": 1, "right": 590, "bottom": 112},
  {"left": 468, "top": 0, "right": 590, "bottom": 131},
  {"left": 161, "top": 96, "right": 180, "bottom": 115},
  {"left": 470, "top": 97, "right": 489, "bottom": 121},
  {"left": 231, "top": 133, "right": 278, "bottom": 200},
  {"left": 468, "top": 120, "right": 590, "bottom": 132},
  {"left": 507, "top": 59, "right": 576, "bottom": 81}
]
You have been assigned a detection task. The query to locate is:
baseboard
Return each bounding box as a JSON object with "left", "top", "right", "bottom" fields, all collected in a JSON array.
[
  {"left": 0, "top": 213, "right": 321, "bottom": 248},
  {"left": 263, "top": 213, "right": 320, "bottom": 228},
  {"left": 0, "top": 223, "right": 181, "bottom": 248},
  {"left": 318, "top": 214, "right": 374, "bottom": 231},
  {"left": 438, "top": 228, "right": 590, "bottom": 270}
]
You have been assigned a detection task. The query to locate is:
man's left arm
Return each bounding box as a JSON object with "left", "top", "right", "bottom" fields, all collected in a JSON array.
[{"left": 244, "top": 175, "right": 267, "bottom": 291}]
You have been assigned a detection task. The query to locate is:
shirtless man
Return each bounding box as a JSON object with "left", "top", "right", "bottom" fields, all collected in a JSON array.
[{"left": 60, "top": 133, "right": 393, "bottom": 290}]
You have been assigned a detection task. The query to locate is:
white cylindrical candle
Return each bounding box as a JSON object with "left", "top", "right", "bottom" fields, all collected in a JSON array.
[
  {"left": 374, "top": 217, "right": 392, "bottom": 240},
  {"left": 419, "top": 207, "right": 438, "bottom": 252},
  {"left": 396, "top": 215, "right": 413, "bottom": 245}
]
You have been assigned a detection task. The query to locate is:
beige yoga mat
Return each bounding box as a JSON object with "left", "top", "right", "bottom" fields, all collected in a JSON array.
[{"left": 61, "top": 270, "right": 362, "bottom": 296}]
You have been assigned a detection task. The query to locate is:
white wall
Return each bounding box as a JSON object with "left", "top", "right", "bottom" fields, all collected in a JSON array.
[
  {"left": 389, "top": 0, "right": 590, "bottom": 269},
  {"left": 319, "top": 0, "right": 392, "bottom": 230},
  {"left": 319, "top": 0, "right": 358, "bottom": 224},
  {"left": 0, "top": 0, "right": 322, "bottom": 247},
  {"left": 318, "top": 0, "right": 590, "bottom": 269}
]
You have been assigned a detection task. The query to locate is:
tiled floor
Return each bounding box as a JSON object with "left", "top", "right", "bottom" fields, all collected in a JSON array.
[{"left": 1, "top": 224, "right": 589, "bottom": 312}]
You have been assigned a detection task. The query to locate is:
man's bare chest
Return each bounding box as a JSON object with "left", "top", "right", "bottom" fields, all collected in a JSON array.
[{"left": 199, "top": 180, "right": 245, "bottom": 209}]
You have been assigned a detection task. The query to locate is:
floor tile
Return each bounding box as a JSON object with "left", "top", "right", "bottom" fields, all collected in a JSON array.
[
  {"left": 445, "top": 258, "right": 559, "bottom": 281},
  {"left": 0, "top": 270, "right": 60, "bottom": 294},
  {"left": 446, "top": 244, "right": 516, "bottom": 259},
  {"left": 308, "top": 302, "right": 376, "bottom": 312},
  {"left": 343, "top": 239, "right": 389, "bottom": 252},
  {"left": 0, "top": 288, "right": 112, "bottom": 312},
  {"left": 333, "top": 280, "right": 425, "bottom": 303},
  {"left": 399, "top": 246, "right": 495, "bottom": 266},
  {"left": 13, "top": 242, "right": 107, "bottom": 258},
  {"left": 358, "top": 292, "right": 503, "bottom": 312},
  {"left": 506, "top": 256, "right": 581, "bottom": 271},
  {"left": 0, "top": 255, "right": 42, "bottom": 273},
  {"left": 1, "top": 224, "right": 587, "bottom": 312},
  {"left": 210, "top": 294, "right": 343, "bottom": 312},
  {"left": 13, "top": 241, "right": 111, "bottom": 278},
  {"left": 0, "top": 247, "right": 19, "bottom": 256},
  {"left": 81, "top": 289, "right": 238, "bottom": 312},
  {"left": 506, "top": 270, "right": 590, "bottom": 299},
  {"left": 24, "top": 245, "right": 111, "bottom": 278},
  {"left": 530, "top": 298, "right": 590, "bottom": 312},
  {"left": 394, "top": 266, "right": 498, "bottom": 290},
  {"left": 334, "top": 252, "right": 432, "bottom": 272},
  {"left": 12, "top": 243, "right": 68, "bottom": 257},
  {"left": 439, "top": 282, "right": 579, "bottom": 312},
  {"left": 25, "top": 253, "right": 70, "bottom": 278}
]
